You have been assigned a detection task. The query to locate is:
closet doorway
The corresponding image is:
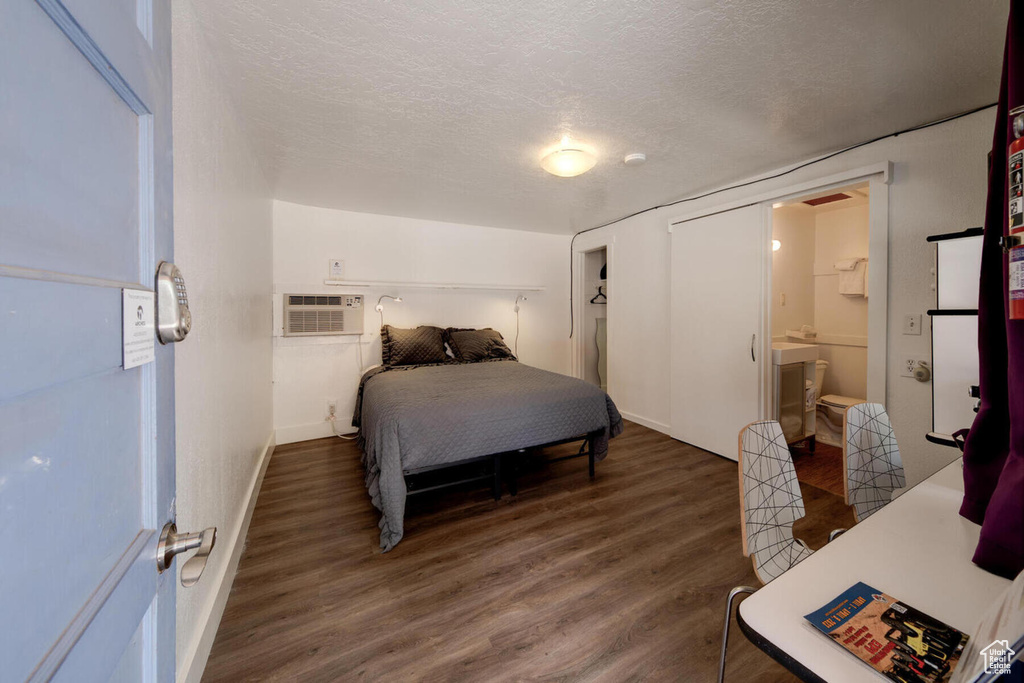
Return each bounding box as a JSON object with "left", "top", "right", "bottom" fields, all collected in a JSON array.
[
  {"left": 571, "top": 245, "right": 611, "bottom": 393},
  {"left": 669, "top": 205, "right": 768, "bottom": 459},
  {"left": 583, "top": 247, "right": 608, "bottom": 389}
]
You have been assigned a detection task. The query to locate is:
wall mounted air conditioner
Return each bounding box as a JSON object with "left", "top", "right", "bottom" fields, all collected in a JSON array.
[{"left": 283, "top": 294, "right": 364, "bottom": 336}]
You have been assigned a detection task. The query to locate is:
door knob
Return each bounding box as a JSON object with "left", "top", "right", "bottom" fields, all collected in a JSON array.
[{"left": 157, "top": 522, "right": 216, "bottom": 587}]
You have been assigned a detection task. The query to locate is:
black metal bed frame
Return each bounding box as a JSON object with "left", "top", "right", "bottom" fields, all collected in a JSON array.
[{"left": 402, "top": 430, "right": 601, "bottom": 500}]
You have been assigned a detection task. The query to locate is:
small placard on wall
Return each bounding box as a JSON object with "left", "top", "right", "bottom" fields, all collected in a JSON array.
[
  {"left": 329, "top": 259, "right": 344, "bottom": 279},
  {"left": 123, "top": 288, "right": 156, "bottom": 369}
]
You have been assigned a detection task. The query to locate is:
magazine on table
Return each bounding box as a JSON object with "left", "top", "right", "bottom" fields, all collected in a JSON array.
[{"left": 804, "top": 582, "right": 969, "bottom": 682}]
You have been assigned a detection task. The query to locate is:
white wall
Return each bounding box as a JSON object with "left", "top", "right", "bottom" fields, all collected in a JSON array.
[
  {"left": 573, "top": 109, "right": 994, "bottom": 486},
  {"left": 272, "top": 200, "right": 571, "bottom": 444},
  {"left": 814, "top": 201, "right": 870, "bottom": 399},
  {"left": 771, "top": 206, "right": 816, "bottom": 338},
  {"left": 772, "top": 199, "right": 870, "bottom": 400},
  {"left": 172, "top": 3, "right": 274, "bottom": 681},
  {"left": 571, "top": 214, "right": 674, "bottom": 433}
]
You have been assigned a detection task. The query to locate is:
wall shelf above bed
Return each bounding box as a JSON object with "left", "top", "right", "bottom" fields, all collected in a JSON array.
[{"left": 323, "top": 279, "right": 545, "bottom": 292}]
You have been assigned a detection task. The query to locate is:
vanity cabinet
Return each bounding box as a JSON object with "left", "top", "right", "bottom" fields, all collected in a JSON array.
[{"left": 774, "top": 360, "right": 817, "bottom": 447}]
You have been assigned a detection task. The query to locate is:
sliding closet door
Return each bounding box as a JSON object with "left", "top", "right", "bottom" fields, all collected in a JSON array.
[{"left": 670, "top": 205, "right": 767, "bottom": 460}]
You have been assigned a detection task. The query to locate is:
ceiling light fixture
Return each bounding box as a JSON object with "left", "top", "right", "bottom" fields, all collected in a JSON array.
[
  {"left": 541, "top": 136, "right": 596, "bottom": 178},
  {"left": 772, "top": 239, "right": 782, "bottom": 252}
]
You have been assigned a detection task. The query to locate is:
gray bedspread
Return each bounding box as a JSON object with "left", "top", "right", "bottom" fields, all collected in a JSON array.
[{"left": 354, "top": 360, "right": 623, "bottom": 551}]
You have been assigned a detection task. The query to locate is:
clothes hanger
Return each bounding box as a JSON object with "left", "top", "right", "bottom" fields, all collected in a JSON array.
[{"left": 590, "top": 285, "right": 607, "bottom": 304}]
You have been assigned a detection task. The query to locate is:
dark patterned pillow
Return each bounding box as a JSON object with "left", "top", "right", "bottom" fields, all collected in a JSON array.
[
  {"left": 380, "top": 325, "right": 447, "bottom": 366},
  {"left": 444, "top": 328, "right": 517, "bottom": 362}
]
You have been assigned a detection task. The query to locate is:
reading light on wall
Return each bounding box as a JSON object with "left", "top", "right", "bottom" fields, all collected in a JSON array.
[
  {"left": 375, "top": 294, "right": 402, "bottom": 328},
  {"left": 772, "top": 239, "right": 782, "bottom": 252},
  {"left": 541, "top": 137, "right": 597, "bottom": 177},
  {"left": 514, "top": 295, "right": 527, "bottom": 356}
]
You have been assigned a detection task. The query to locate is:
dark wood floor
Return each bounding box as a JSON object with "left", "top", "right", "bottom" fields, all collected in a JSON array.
[
  {"left": 203, "top": 421, "right": 855, "bottom": 682},
  {"left": 791, "top": 441, "right": 846, "bottom": 498}
]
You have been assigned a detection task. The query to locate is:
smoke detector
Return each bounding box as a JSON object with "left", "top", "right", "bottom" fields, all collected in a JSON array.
[{"left": 624, "top": 153, "right": 646, "bottom": 166}]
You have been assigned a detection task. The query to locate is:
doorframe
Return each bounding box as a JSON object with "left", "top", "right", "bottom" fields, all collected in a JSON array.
[
  {"left": 571, "top": 240, "right": 614, "bottom": 399},
  {"left": 758, "top": 203, "right": 774, "bottom": 418},
  {"left": 668, "top": 161, "right": 892, "bottom": 416}
]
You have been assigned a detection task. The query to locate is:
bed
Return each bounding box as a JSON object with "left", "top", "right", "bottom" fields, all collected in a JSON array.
[{"left": 353, "top": 358, "right": 623, "bottom": 551}]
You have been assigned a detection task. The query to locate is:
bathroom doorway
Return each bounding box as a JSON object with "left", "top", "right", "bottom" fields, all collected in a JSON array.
[{"left": 770, "top": 182, "right": 872, "bottom": 495}]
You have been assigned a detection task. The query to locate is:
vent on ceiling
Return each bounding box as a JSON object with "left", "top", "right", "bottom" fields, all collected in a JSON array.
[
  {"left": 803, "top": 193, "right": 851, "bottom": 207},
  {"left": 283, "top": 293, "right": 364, "bottom": 337}
]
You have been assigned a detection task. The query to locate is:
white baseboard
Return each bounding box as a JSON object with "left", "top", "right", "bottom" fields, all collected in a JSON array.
[
  {"left": 178, "top": 430, "right": 275, "bottom": 683},
  {"left": 619, "top": 411, "right": 671, "bottom": 436},
  {"left": 275, "top": 420, "right": 357, "bottom": 444}
]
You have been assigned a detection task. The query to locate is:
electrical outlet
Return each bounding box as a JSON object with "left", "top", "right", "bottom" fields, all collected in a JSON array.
[
  {"left": 325, "top": 399, "right": 338, "bottom": 421},
  {"left": 902, "top": 314, "right": 922, "bottom": 335},
  {"left": 900, "top": 357, "right": 922, "bottom": 378}
]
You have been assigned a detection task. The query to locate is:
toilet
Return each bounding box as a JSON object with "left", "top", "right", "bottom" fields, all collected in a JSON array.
[{"left": 813, "top": 360, "right": 865, "bottom": 448}]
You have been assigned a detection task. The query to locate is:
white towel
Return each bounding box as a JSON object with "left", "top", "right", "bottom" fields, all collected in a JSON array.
[
  {"left": 839, "top": 260, "right": 868, "bottom": 296},
  {"left": 834, "top": 257, "right": 863, "bottom": 271}
]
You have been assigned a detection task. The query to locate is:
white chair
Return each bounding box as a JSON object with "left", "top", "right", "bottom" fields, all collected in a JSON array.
[
  {"left": 718, "top": 420, "right": 814, "bottom": 683},
  {"left": 844, "top": 403, "right": 906, "bottom": 522}
]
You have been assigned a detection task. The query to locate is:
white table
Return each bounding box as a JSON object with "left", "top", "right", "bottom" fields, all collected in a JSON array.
[{"left": 738, "top": 458, "right": 1012, "bottom": 681}]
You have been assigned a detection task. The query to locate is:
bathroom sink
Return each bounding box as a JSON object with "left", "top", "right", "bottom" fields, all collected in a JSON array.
[{"left": 771, "top": 342, "right": 818, "bottom": 365}]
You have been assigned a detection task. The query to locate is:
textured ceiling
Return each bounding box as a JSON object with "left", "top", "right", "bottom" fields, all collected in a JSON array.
[{"left": 190, "top": 0, "right": 1007, "bottom": 234}]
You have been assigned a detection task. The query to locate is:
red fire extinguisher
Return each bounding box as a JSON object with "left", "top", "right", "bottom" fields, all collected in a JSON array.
[{"left": 1009, "top": 106, "right": 1024, "bottom": 319}]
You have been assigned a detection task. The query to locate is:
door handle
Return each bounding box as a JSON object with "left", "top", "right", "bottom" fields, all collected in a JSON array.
[
  {"left": 157, "top": 522, "right": 217, "bottom": 587},
  {"left": 751, "top": 334, "right": 756, "bottom": 362}
]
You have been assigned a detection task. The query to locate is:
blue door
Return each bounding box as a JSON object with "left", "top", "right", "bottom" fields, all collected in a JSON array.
[{"left": 1, "top": 1, "right": 177, "bottom": 681}]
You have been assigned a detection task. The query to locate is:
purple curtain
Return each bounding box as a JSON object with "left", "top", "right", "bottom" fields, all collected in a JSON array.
[{"left": 960, "top": 2, "right": 1024, "bottom": 579}]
